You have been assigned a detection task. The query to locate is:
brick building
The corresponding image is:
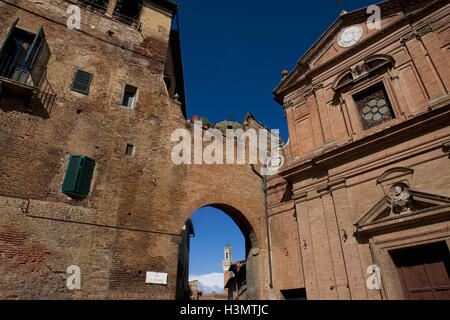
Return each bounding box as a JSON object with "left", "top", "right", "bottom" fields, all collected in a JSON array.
[
  {"left": 269, "top": 0, "right": 450, "bottom": 300},
  {"left": 0, "top": 0, "right": 270, "bottom": 299},
  {"left": 0, "top": 0, "right": 449, "bottom": 301}
]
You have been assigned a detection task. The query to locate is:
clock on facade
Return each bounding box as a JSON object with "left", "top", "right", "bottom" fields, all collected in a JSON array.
[{"left": 338, "top": 25, "right": 363, "bottom": 48}]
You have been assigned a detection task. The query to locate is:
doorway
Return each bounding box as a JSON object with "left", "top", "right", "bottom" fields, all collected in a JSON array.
[{"left": 390, "top": 241, "right": 450, "bottom": 300}]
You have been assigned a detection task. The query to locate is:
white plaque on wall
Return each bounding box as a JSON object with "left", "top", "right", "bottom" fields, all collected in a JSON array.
[{"left": 146, "top": 272, "right": 168, "bottom": 285}]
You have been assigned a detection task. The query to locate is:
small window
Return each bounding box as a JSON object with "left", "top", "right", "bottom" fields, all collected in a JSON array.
[
  {"left": 71, "top": 69, "right": 93, "bottom": 95},
  {"left": 353, "top": 83, "right": 395, "bottom": 130},
  {"left": 281, "top": 288, "right": 307, "bottom": 300},
  {"left": 125, "top": 144, "right": 134, "bottom": 156},
  {"left": 113, "top": 0, "right": 143, "bottom": 25},
  {"left": 62, "top": 155, "right": 96, "bottom": 197},
  {"left": 122, "top": 84, "right": 137, "bottom": 108},
  {"left": 77, "top": 0, "right": 109, "bottom": 13}
]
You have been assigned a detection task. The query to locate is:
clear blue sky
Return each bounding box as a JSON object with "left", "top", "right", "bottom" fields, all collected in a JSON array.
[
  {"left": 189, "top": 207, "right": 245, "bottom": 276},
  {"left": 177, "top": 0, "right": 377, "bottom": 142},
  {"left": 179, "top": 0, "right": 378, "bottom": 278}
]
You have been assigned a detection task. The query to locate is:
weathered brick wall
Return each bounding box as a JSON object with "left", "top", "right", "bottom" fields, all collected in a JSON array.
[
  {"left": 0, "top": 0, "right": 270, "bottom": 299},
  {"left": 269, "top": 0, "right": 450, "bottom": 300}
]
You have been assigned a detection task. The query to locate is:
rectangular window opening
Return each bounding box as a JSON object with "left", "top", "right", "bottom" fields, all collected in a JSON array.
[
  {"left": 77, "top": 0, "right": 109, "bottom": 13},
  {"left": 122, "top": 84, "right": 137, "bottom": 108},
  {"left": 125, "top": 144, "right": 134, "bottom": 156},
  {"left": 281, "top": 288, "right": 307, "bottom": 300},
  {"left": 113, "top": 0, "right": 143, "bottom": 25}
]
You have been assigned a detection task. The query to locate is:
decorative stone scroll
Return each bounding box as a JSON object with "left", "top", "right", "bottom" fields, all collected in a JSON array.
[
  {"left": 303, "top": 83, "right": 324, "bottom": 98},
  {"left": 400, "top": 24, "right": 433, "bottom": 44}
]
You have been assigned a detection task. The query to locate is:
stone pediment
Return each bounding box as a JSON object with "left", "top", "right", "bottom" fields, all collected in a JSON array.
[
  {"left": 273, "top": 0, "right": 435, "bottom": 98},
  {"left": 355, "top": 184, "right": 450, "bottom": 235}
]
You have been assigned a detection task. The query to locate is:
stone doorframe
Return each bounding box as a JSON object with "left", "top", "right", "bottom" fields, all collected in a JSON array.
[
  {"left": 355, "top": 187, "right": 450, "bottom": 299},
  {"left": 368, "top": 229, "right": 450, "bottom": 300}
]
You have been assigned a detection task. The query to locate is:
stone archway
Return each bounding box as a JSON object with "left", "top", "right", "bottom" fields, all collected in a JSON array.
[{"left": 172, "top": 162, "right": 269, "bottom": 300}]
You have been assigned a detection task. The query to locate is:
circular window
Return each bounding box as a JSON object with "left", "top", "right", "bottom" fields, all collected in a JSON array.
[{"left": 361, "top": 98, "right": 389, "bottom": 123}]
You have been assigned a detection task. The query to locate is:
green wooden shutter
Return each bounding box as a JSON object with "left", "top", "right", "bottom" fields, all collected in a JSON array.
[
  {"left": 71, "top": 69, "right": 93, "bottom": 95},
  {"left": 62, "top": 155, "right": 83, "bottom": 193},
  {"left": 75, "top": 156, "right": 95, "bottom": 196},
  {"left": 0, "top": 18, "right": 18, "bottom": 54},
  {"left": 24, "top": 26, "right": 44, "bottom": 68}
]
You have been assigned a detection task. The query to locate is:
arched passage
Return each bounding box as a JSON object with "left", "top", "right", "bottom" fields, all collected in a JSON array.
[
  {"left": 175, "top": 200, "right": 263, "bottom": 301},
  {"left": 186, "top": 206, "right": 246, "bottom": 300}
]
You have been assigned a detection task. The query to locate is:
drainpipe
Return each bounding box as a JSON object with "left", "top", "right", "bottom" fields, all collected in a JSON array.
[{"left": 251, "top": 164, "right": 273, "bottom": 289}]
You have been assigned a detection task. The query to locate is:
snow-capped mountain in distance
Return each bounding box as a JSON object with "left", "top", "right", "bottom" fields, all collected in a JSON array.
[{"left": 189, "top": 273, "right": 224, "bottom": 294}]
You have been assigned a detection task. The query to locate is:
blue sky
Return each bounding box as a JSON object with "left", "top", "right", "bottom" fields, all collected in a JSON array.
[
  {"left": 189, "top": 207, "right": 245, "bottom": 276},
  {"left": 177, "top": 0, "right": 377, "bottom": 142},
  {"left": 179, "top": 0, "right": 379, "bottom": 288}
]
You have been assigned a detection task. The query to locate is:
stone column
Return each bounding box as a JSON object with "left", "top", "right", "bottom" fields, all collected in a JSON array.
[
  {"left": 401, "top": 25, "right": 446, "bottom": 102},
  {"left": 320, "top": 191, "right": 351, "bottom": 299},
  {"left": 420, "top": 32, "right": 450, "bottom": 95},
  {"left": 330, "top": 180, "right": 368, "bottom": 300},
  {"left": 293, "top": 192, "right": 320, "bottom": 299},
  {"left": 284, "top": 104, "right": 301, "bottom": 158},
  {"left": 314, "top": 87, "right": 334, "bottom": 144},
  {"left": 304, "top": 85, "right": 325, "bottom": 150}
]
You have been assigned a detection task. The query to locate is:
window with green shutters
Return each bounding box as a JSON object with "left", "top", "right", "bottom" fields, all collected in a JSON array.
[
  {"left": 71, "top": 69, "right": 93, "bottom": 95},
  {"left": 62, "top": 155, "right": 96, "bottom": 197}
]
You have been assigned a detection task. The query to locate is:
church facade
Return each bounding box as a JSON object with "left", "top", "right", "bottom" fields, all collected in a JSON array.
[
  {"left": 269, "top": 0, "right": 450, "bottom": 300},
  {"left": 0, "top": 0, "right": 449, "bottom": 301}
]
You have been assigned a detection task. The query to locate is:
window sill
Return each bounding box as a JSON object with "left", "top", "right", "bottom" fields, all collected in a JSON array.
[
  {"left": 63, "top": 191, "right": 89, "bottom": 200},
  {"left": 357, "top": 118, "right": 400, "bottom": 140}
]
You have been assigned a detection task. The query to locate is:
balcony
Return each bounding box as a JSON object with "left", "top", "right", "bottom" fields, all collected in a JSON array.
[
  {"left": 67, "top": 0, "right": 143, "bottom": 27},
  {"left": 0, "top": 54, "right": 56, "bottom": 118},
  {"left": 113, "top": 0, "right": 143, "bottom": 26},
  {"left": 76, "top": 0, "right": 109, "bottom": 14}
]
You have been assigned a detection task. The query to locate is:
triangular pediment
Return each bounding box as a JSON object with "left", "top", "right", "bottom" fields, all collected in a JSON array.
[
  {"left": 274, "top": 0, "right": 436, "bottom": 98},
  {"left": 355, "top": 185, "right": 450, "bottom": 234}
]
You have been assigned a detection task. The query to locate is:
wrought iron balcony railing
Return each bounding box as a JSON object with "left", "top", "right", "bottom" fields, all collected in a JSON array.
[
  {"left": 65, "top": 0, "right": 142, "bottom": 28},
  {"left": 76, "top": 0, "right": 109, "bottom": 13},
  {"left": 112, "top": 10, "right": 141, "bottom": 26},
  {"left": 0, "top": 54, "right": 56, "bottom": 115},
  {"left": 0, "top": 54, "right": 30, "bottom": 84}
]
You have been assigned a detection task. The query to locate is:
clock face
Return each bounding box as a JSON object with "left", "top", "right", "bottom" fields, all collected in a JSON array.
[{"left": 338, "top": 26, "right": 363, "bottom": 48}]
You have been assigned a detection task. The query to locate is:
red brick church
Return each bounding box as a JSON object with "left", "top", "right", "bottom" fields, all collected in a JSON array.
[{"left": 268, "top": 0, "right": 450, "bottom": 300}]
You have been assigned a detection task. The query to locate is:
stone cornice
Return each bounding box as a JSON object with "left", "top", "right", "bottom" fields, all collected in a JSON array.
[
  {"left": 273, "top": 0, "right": 445, "bottom": 100},
  {"left": 279, "top": 102, "right": 450, "bottom": 181}
]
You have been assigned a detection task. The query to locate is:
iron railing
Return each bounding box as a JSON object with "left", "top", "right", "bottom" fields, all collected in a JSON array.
[
  {"left": 76, "top": 0, "right": 109, "bottom": 13},
  {"left": 0, "top": 54, "right": 29, "bottom": 84},
  {"left": 66, "top": 0, "right": 142, "bottom": 28},
  {"left": 112, "top": 11, "right": 141, "bottom": 26},
  {"left": 36, "top": 72, "right": 57, "bottom": 114},
  {"left": 0, "top": 54, "right": 56, "bottom": 114}
]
